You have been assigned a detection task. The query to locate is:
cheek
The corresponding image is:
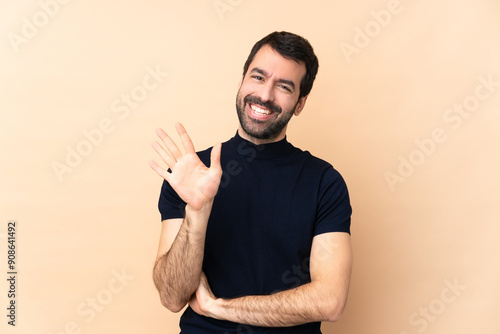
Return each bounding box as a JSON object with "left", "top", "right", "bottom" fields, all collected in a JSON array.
[
  {"left": 240, "top": 78, "right": 264, "bottom": 94},
  {"left": 239, "top": 84, "right": 256, "bottom": 97},
  {"left": 281, "top": 98, "right": 298, "bottom": 112}
]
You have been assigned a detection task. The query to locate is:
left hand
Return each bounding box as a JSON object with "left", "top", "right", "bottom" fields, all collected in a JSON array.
[{"left": 189, "top": 272, "right": 218, "bottom": 318}]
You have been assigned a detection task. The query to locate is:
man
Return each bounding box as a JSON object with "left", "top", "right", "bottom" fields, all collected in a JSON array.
[{"left": 149, "top": 31, "right": 352, "bottom": 333}]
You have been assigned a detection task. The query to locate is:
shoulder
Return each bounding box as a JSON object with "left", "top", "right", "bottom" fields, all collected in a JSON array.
[
  {"left": 298, "top": 148, "right": 343, "bottom": 176},
  {"left": 293, "top": 148, "right": 349, "bottom": 195}
]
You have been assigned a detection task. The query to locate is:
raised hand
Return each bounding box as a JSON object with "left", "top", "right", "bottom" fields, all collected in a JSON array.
[{"left": 149, "top": 123, "right": 222, "bottom": 211}]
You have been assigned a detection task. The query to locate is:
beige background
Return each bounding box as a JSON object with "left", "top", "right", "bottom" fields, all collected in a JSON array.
[{"left": 1, "top": 0, "right": 499, "bottom": 333}]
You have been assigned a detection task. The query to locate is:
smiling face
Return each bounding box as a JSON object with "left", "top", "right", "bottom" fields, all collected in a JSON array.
[{"left": 236, "top": 44, "right": 308, "bottom": 144}]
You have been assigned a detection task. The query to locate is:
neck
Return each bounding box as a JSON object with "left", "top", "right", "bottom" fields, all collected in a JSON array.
[{"left": 237, "top": 127, "right": 287, "bottom": 145}]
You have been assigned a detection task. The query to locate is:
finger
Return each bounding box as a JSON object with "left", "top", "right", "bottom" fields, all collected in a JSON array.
[
  {"left": 148, "top": 160, "right": 171, "bottom": 182},
  {"left": 156, "top": 128, "right": 183, "bottom": 160},
  {"left": 151, "top": 141, "right": 177, "bottom": 169},
  {"left": 210, "top": 143, "right": 222, "bottom": 171},
  {"left": 175, "top": 122, "right": 196, "bottom": 154}
]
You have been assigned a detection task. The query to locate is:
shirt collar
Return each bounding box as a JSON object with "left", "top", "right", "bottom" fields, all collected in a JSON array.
[{"left": 228, "top": 131, "right": 294, "bottom": 159}]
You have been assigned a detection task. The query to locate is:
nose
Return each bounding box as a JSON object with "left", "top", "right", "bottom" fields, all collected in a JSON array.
[{"left": 257, "top": 81, "right": 275, "bottom": 103}]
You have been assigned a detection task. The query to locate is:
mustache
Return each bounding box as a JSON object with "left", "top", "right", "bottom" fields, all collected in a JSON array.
[{"left": 244, "top": 95, "right": 282, "bottom": 114}]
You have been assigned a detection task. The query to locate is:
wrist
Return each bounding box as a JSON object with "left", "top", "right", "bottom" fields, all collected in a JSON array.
[
  {"left": 184, "top": 202, "right": 214, "bottom": 231},
  {"left": 185, "top": 200, "right": 213, "bottom": 217}
]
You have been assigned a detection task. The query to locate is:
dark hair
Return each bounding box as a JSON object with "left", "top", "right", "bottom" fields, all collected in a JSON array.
[{"left": 242, "top": 31, "right": 319, "bottom": 99}]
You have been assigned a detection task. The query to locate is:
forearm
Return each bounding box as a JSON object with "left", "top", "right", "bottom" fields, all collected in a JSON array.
[
  {"left": 209, "top": 281, "right": 344, "bottom": 327},
  {"left": 153, "top": 204, "right": 211, "bottom": 312}
]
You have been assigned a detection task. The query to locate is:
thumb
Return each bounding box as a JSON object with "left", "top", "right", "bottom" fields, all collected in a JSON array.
[{"left": 210, "top": 143, "right": 222, "bottom": 170}]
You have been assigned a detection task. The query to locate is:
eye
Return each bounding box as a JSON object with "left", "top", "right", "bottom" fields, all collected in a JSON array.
[
  {"left": 278, "top": 84, "right": 292, "bottom": 93},
  {"left": 251, "top": 75, "right": 263, "bottom": 81}
]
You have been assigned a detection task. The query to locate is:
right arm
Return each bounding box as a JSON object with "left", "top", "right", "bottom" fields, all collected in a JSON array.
[
  {"left": 149, "top": 123, "right": 222, "bottom": 312},
  {"left": 153, "top": 204, "right": 211, "bottom": 312}
]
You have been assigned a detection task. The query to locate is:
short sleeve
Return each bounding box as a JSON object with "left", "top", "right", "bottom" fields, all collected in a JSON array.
[
  {"left": 314, "top": 167, "right": 352, "bottom": 235},
  {"left": 158, "top": 179, "right": 186, "bottom": 221}
]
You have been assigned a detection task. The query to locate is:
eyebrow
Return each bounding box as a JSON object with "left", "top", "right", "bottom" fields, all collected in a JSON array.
[{"left": 250, "top": 67, "right": 296, "bottom": 91}]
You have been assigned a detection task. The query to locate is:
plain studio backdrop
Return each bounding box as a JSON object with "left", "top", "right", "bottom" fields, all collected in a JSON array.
[{"left": 1, "top": 1, "right": 499, "bottom": 333}]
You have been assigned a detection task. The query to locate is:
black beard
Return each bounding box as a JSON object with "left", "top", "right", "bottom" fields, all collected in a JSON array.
[{"left": 236, "top": 92, "right": 296, "bottom": 141}]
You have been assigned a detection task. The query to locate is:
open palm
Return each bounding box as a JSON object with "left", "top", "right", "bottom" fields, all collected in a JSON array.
[{"left": 149, "top": 123, "right": 222, "bottom": 211}]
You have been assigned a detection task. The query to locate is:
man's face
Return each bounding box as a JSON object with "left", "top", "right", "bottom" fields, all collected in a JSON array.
[{"left": 236, "top": 45, "right": 308, "bottom": 143}]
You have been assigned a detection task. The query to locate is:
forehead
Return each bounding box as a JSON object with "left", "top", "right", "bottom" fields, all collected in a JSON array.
[{"left": 247, "top": 45, "right": 306, "bottom": 85}]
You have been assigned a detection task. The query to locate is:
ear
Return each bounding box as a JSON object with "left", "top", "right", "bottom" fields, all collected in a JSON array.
[{"left": 293, "top": 95, "right": 308, "bottom": 116}]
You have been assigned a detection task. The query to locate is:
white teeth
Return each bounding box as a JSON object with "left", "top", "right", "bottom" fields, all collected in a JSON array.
[{"left": 250, "top": 104, "right": 271, "bottom": 115}]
